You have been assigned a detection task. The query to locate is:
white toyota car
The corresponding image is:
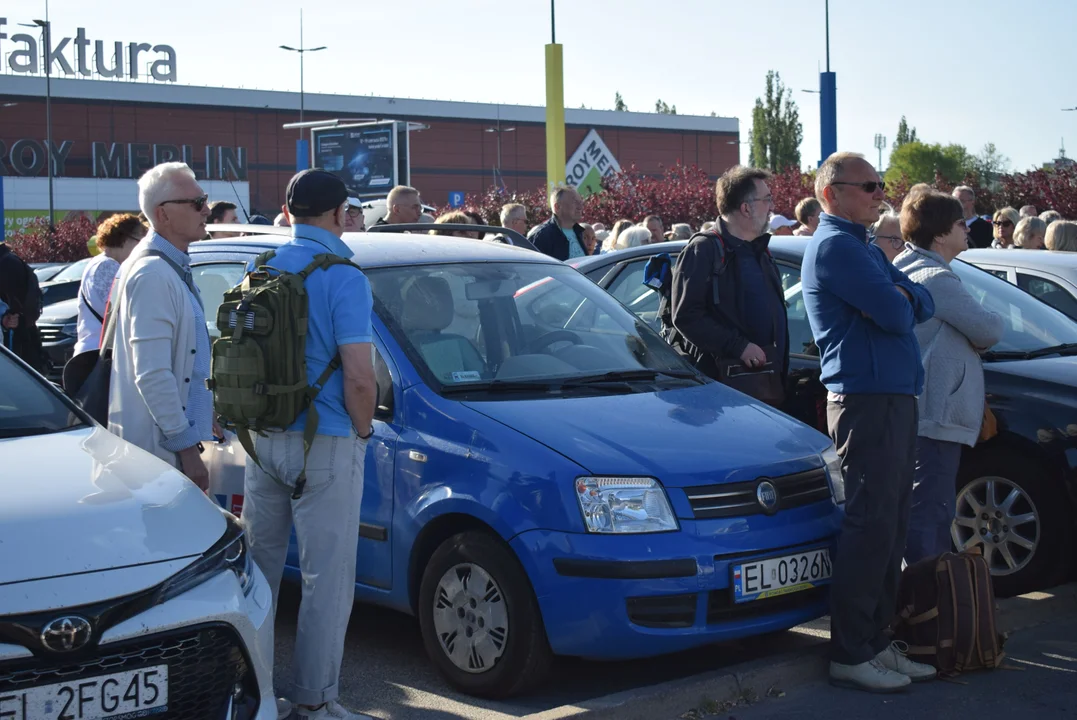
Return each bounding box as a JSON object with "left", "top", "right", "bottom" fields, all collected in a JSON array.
[{"left": 0, "top": 346, "right": 275, "bottom": 719}]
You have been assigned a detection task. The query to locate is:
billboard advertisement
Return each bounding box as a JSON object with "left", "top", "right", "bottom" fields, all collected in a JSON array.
[{"left": 312, "top": 121, "right": 407, "bottom": 199}]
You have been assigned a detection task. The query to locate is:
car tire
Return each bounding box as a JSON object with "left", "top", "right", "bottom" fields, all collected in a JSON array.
[
  {"left": 418, "top": 531, "right": 552, "bottom": 698},
  {"left": 954, "top": 449, "right": 1074, "bottom": 597}
]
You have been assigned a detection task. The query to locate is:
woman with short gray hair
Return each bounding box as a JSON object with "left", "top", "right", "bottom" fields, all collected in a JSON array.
[
  {"left": 1013, "top": 216, "right": 1047, "bottom": 249},
  {"left": 869, "top": 213, "right": 903, "bottom": 263},
  {"left": 1046, "top": 220, "right": 1077, "bottom": 251}
]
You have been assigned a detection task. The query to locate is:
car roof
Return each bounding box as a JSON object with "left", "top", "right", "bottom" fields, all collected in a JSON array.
[
  {"left": 960, "top": 248, "right": 1077, "bottom": 273},
  {"left": 572, "top": 236, "right": 815, "bottom": 271},
  {"left": 193, "top": 230, "right": 560, "bottom": 268}
]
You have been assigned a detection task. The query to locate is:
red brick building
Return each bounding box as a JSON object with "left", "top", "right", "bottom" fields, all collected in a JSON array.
[{"left": 0, "top": 74, "right": 739, "bottom": 222}]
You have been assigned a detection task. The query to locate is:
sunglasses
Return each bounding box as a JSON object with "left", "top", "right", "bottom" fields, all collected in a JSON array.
[
  {"left": 992, "top": 219, "right": 1014, "bottom": 228},
  {"left": 160, "top": 195, "right": 209, "bottom": 212},
  {"left": 832, "top": 181, "right": 886, "bottom": 193}
]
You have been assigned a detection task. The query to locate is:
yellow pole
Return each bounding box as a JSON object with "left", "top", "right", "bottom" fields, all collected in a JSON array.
[{"left": 545, "top": 43, "right": 566, "bottom": 189}]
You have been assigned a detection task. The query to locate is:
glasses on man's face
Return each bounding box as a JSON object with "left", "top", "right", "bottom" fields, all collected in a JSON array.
[
  {"left": 748, "top": 195, "right": 774, "bottom": 206},
  {"left": 344, "top": 204, "right": 362, "bottom": 219},
  {"left": 160, "top": 194, "right": 209, "bottom": 212},
  {"left": 832, "top": 181, "right": 886, "bottom": 193},
  {"left": 875, "top": 234, "right": 903, "bottom": 250},
  {"left": 992, "top": 219, "right": 1014, "bottom": 228}
]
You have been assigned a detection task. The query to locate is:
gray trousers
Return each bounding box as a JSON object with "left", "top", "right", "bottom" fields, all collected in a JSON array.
[
  {"left": 827, "top": 394, "right": 917, "bottom": 665},
  {"left": 241, "top": 431, "right": 367, "bottom": 707},
  {"left": 905, "top": 436, "right": 963, "bottom": 564}
]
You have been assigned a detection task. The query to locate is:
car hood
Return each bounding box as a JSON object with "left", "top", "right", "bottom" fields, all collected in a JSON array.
[
  {"left": 985, "top": 355, "right": 1077, "bottom": 402},
  {"left": 464, "top": 383, "right": 831, "bottom": 488},
  {"left": 0, "top": 426, "right": 226, "bottom": 585},
  {"left": 38, "top": 298, "right": 79, "bottom": 324}
]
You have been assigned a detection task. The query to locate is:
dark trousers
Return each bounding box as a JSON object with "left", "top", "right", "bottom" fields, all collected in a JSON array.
[
  {"left": 905, "top": 436, "right": 963, "bottom": 564},
  {"left": 827, "top": 393, "right": 917, "bottom": 665}
]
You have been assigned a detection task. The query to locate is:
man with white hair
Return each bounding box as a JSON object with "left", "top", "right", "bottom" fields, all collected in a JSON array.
[
  {"left": 376, "top": 185, "right": 422, "bottom": 226},
  {"left": 107, "top": 162, "right": 218, "bottom": 490},
  {"left": 529, "top": 186, "right": 588, "bottom": 259},
  {"left": 500, "top": 202, "right": 529, "bottom": 237},
  {"left": 1019, "top": 204, "right": 1038, "bottom": 219},
  {"left": 952, "top": 186, "right": 992, "bottom": 248}
]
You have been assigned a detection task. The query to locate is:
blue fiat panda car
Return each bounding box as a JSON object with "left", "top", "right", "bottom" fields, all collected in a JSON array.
[{"left": 192, "top": 230, "right": 844, "bottom": 698}]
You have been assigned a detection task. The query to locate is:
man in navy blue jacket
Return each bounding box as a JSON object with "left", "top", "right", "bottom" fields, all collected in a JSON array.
[
  {"left": 802, "top": 153, "right": 937, "bottom": 693},
  {"left": 528, "top": 186, "right": 589, "bottom": 260}
]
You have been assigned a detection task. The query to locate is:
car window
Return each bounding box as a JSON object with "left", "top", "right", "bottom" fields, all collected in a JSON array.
[
  {"left": 986, "top": 269, "right": 1009, "bottom": 281},
  {"left": 50, "top": 257, "right": 92, "bottom": 283},
  {"left": 605, "top": 260, "right": 661, "bottom": 331},
  {"left": 0, "top": 351, "right": 85, "bottom": 437},
  {"left": 777, "top": 263, "right": 818, "bottom": 357},
  {"left": 1016, "top": 273, "right": 1077, "bottom": 321},
  {"left": 192, "top": 263, "right": 246, "bottom": 338},
  {"left": 368, "top": 262, "right": 689, "bottom": 389}
]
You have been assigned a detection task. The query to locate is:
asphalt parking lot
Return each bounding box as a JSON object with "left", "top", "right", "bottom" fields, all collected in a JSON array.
[{"left": 270, "top": 586, "right": 825, "bottom": 720}]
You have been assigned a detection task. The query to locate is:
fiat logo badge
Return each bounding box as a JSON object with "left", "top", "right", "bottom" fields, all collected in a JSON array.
[{"left": 756, "top": 480, "right": 779, "bottom": 514}]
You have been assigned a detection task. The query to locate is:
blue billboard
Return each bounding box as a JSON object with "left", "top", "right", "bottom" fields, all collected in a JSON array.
[{"left": 312, "top": 121, "right": 407, "bottom": 199}]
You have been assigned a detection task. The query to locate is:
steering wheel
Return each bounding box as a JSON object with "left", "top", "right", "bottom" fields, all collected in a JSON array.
[{"left": 526, "top": 329, "right": 582, "bottom": 353}]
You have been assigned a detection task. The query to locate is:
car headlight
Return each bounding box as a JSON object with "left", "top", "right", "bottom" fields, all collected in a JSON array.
[
  {"left": 155, "top": 512, "right": 255, "bottom": 605},
  {"left": 822, "top": 446, "right": 846, "bottom": 504},
  {"left": 575, "top": 476, "right": 679, "bottom": 533},
  {"left": 60, "top": 323, "right": 78, "bottom": 338}
]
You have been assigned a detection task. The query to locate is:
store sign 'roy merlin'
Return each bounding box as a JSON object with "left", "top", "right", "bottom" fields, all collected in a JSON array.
[{"left": 0, "top": 19, "right": 176, "bottom": 82}]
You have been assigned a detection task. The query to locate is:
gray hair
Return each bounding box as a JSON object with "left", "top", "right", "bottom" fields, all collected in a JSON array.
[
  {"left": 387, "top": 185, "right": 419, "bottom": 206},
  {"left": 549, "top": 185, "right": 581, "bottom": 211},
  {"left": 138, "top": 162, "right": 197, "bottom": 229},
  {"left": 1019, "top": 204, "right": 1038, "bottom": 218},
  {"left": 1039, "top": 210, "right": 1062, "bottom": 225},
  {"left": 1014, "top": 217, "right": 1047, "bottom": 247},
  {"left": 869, "top": 211, "right": 900, "bottom": 237},
  {"left": 815, "top": 152, "right": 866, "bottom": 201},
  {"left": 1046, "top": 220, "right": 1077, "bottom": 251},
  {"left": 700, "top": 221, "right": 716, "bottom": 232},
  {"left": 670, "top": 223, "right": 693, "bottom": 240},
  {"left": 952, "top": 185, "right": 975, "bottom": 200},
  {"left": 500, "top": 203, "right": 526, "bottom": 225},
  {"left": 616, "top": 226, "right": 652, "bottom": 250}
]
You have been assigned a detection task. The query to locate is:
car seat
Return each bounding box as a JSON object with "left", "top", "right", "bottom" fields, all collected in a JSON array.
[{"left": 400, "top": 276, "right": 487, "bottom": 381}]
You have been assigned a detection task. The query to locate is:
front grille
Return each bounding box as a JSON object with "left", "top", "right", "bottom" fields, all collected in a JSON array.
[
  {"left": 706, "top": 585, "right": 827, "bottom": 624},
  {"left": 38, "top": 324, "right": 65, "bottom": 344},
  {"left": 0, "top": 624, "right": 256, "bottom": 719},
  {"left": 684, "top": 468, "right": 832, "bottom": 519},
  {"left": 626, "top": 593, "right": 697, "bottom": 628}
]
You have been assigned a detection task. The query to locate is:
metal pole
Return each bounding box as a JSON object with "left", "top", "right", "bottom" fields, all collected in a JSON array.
[
  {"left": 299, "top": 10, "right": 305, "bottom": 141},
  {"left": 551, "top": 0, "right": 556, "bottom": 44},
  {"left": 43, "top": 7, "right": 54, "bottom": 233},
  {"left": 825, "top": 0, "right": 830, "bottom": 72}
]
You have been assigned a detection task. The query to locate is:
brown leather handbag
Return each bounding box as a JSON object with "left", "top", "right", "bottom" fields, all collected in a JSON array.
[{"left": 979, "top": 401, "right": 998, "bottom": 443}]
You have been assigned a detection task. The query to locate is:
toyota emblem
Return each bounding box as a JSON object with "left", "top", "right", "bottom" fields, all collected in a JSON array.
[
  {"left": 40, "top": 616, "right": 93, "bottom": 652},
  {"left": 756, "top": 480, "right": 779, "bottom": 514}
]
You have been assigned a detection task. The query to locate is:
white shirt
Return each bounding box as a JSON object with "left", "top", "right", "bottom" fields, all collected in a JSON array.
[{"left": 75, "top": 254, "right": 121, "bottom": 354}]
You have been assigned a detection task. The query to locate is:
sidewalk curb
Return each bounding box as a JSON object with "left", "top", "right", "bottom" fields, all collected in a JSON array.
[{"left": 523, "top": 581, "right": 1077, "bottom": 720}]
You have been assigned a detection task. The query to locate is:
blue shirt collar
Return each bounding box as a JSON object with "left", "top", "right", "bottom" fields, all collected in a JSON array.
[
  {"left": 146, "top": 231, "right": 191, "bottom": 267},
  {"left": 818, "top": 212, "right": 869, "bottom": 243},
  {"left": 291, "top": 224, "right": 354, "bottom": 259}
]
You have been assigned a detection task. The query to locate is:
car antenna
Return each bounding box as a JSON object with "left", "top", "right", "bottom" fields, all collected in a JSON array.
[{"left": 224, "top": 168, "right": 251, "bottom": 222}]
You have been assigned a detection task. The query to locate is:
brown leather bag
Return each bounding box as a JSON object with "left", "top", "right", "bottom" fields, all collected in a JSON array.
[
  {"left": 979, "top": 401, "right": 998, "bottom": 443},
  {"left": 892, "top": 549, "right": 1005, "bottom": 675},
  {"left": 716, "top": 344, "right": 786, "bottom": 408}
]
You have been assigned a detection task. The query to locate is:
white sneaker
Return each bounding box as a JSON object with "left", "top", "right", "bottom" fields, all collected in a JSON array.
[
  {"left": 829, "top": 658, "right": 912, "bottom": 693},
  {"left": 875, "top": 641, "right": 937, "bottom": 682},
  {"left": 294, "top": 701, "right": 375, "bottom": 720},
  {"left": 276, "top": 697, "right": 293, "bottom": 719}
]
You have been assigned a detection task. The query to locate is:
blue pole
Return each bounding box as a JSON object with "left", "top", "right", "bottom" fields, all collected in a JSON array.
[{"left": 820, "top": 71, "right": 837, "bottom": 165}]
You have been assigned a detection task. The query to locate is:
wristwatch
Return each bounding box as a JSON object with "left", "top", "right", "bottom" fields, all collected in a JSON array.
[{"left": 358, "top": 426, "right": 374, "bottom": 440}]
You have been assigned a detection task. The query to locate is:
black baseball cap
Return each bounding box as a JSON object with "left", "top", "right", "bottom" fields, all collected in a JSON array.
[{"left": 286, "top": 169, "right": 348, "bottom": 217}]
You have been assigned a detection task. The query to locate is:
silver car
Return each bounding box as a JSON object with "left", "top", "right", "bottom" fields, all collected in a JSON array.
[{"left": 961, "top": 248, "right": 1077, "bottom": 321}]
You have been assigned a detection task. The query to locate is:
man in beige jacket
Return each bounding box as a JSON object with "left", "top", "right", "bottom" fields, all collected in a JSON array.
[{"left": 108, "top": 162, "right": 217, "bottom": 490}]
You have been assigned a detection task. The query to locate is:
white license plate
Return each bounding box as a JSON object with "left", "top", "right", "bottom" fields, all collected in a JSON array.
[
  {"left": 732, "top": 548, "right": 832, "bottom": 603},
  {"left": 0, "top": 664, "right": 168, "bottom": 720}
]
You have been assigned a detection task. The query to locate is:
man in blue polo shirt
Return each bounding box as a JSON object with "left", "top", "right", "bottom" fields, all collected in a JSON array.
[
  {"left": 802, "top": 153, "right": 936, "bottom": 694},
  {"left": 241, "top": 169, "right": 377, "bottom": 720}
]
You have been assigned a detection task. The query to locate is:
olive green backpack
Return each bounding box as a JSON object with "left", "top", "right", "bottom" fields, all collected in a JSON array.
[{"left": 208, "top": 250, "right": 361, "bottom": 499}]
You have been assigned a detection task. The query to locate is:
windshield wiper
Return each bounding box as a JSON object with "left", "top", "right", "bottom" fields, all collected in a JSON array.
[
  {"left": 982, "top": 343, "right": 1077, "bottom": 362},
  {"left": 559, "top": 369, "right": 704, "bottom": 386},
  {"left": 0, "top": 426, "right": 72, "bottom": 439},
  {"left": 440, "top": 379, "right": 558, "bottom": 395}
]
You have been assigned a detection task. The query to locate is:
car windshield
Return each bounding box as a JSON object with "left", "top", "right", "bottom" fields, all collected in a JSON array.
[
  {"left": 951, "top": 259, "right": 1077, "bottom": 353},
  {"left": 368, "top": 262, "right": 694, "bottom": 392},
  {"left": 50, "top": 257, "right": 92, "bottom": 283},
  {"left": 0, "top": 351, "right": 86, "bottom": 437}
]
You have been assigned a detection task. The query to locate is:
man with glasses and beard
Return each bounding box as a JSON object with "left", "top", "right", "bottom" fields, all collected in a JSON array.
[
  {"left": 669, "top": 166, "right": 789, "bottom": 405},
  {"left": 801, "top": 153, "right": 936, "bottom": 694},
  {"left": 108, "top": 162, "right": 219, "bottom": 492}
]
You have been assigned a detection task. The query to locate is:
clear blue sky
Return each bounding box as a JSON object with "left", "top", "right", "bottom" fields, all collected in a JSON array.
[{"left": 9, "top": 0, "right": 1076, "bottom": 173}]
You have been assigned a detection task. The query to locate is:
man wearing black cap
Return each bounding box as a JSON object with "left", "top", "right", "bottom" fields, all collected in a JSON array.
[{"left": 241, "top": 169, "right": 376, "bottom": 720}]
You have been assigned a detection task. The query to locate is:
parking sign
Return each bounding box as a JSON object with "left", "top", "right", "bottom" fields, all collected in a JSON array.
[{"left": 448, "top": 191, "right": 465, "bottom": 208}]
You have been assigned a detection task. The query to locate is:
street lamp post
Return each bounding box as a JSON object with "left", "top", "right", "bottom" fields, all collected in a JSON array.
[
  {"left": 23, "top": 14, "right": 54, "bottom": 233},
  {"left": 874, "top": 134, "right": 887, "bottom": 172},
  {"left": 280, "top": 10, "right": 326, "bottom": 171},
  {"left": 485, "top": 112, "right": 517, "bottom": 190}
]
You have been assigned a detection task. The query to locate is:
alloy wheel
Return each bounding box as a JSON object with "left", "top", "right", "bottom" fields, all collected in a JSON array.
[
  {"left": 431, "top": 563, "right": 509, "bottom": 673},
  {"left": 952, "top": 476, "right": 1040, "bottom": 576}
]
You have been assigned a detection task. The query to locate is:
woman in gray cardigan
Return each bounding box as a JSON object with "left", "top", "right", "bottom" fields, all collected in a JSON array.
[{"left": 893, "top": 191, "right": 1005, "bottom": 564}]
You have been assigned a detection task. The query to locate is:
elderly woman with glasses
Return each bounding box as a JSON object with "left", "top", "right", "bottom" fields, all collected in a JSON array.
[
  {"left": 869, "top": 212, "right": 904, "bottom": 262},
  {"left": 991, "top": 207, "right": 1020, "bottom": 248},
  {"left": 893, "top": 190, "right": 1004, "bottom": 564}
]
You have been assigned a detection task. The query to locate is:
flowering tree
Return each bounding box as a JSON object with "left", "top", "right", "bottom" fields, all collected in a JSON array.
[{"left": 6, "top": 217, "right": 94, "bottom": 263}]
